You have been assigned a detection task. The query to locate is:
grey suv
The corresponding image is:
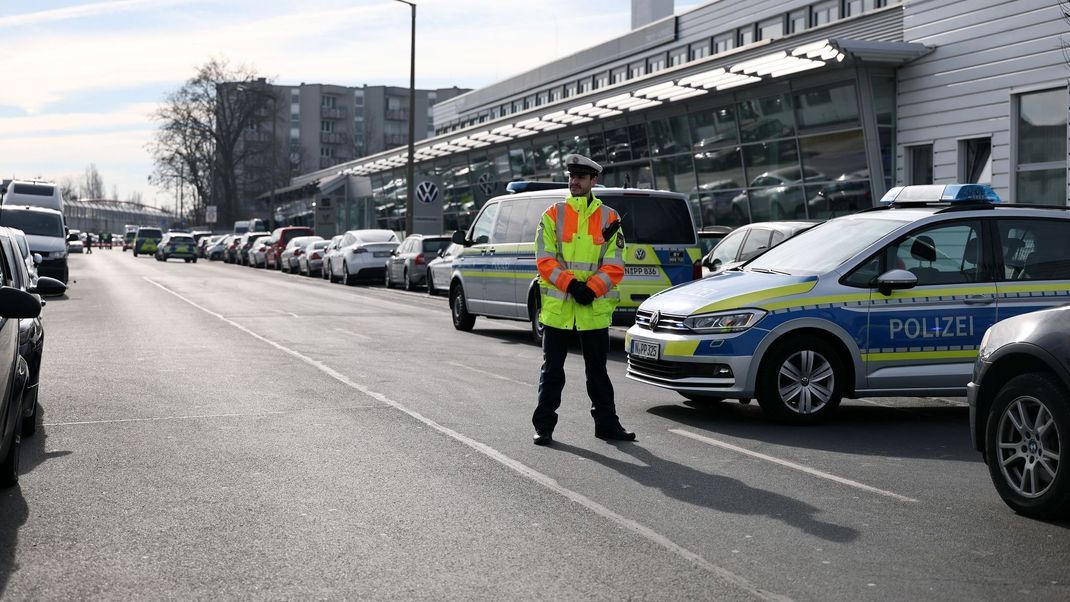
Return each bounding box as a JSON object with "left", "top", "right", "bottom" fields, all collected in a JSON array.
[{"left": 968, "top": 305, "right": 1070, "bottom": 519}]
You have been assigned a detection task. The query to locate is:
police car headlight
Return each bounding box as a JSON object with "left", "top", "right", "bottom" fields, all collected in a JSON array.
[{"left": 683, "top": 309, "right": 766, "bottom": 334}]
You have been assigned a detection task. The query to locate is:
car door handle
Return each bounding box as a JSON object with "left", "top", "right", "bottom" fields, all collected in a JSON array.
[{"left": 963, "top": 295, "right": 995, "bottom": 305}]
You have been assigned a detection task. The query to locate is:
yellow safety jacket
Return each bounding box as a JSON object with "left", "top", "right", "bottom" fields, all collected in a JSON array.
[{"left": 536, "top": 194, "right": 625, "bottom": 330}]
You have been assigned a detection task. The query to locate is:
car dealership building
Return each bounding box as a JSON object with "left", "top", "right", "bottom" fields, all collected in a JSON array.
[{"left": 277, "top": 0, "right": 1069, "bottom": 236}]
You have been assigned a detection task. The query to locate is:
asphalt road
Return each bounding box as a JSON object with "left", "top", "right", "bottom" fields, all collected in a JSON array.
[{"left": 1, "top": 249, "right": 1067, "bottom": 601}]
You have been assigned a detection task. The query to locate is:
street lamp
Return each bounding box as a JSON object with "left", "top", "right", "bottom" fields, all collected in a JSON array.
[{"left": 395, "top": 0, "right": 416, "bottom": 235}]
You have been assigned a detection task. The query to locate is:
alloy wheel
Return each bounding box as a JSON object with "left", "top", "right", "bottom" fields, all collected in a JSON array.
[
  {"left": 997, "top": 395, "right": 1061, "bottom": 499},
  {"left": 777, "top": 350, "right": 835, "bottom": 415}
]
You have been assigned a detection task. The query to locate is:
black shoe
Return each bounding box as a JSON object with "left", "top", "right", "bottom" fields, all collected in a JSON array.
[
  {"left": 595, "top": 427, "right": 636, "bottom": 442},
  {"left": 533, "top": 432, "right": 553, "bottom": 446}
]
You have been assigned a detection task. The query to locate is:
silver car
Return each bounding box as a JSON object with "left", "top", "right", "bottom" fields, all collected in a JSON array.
[
  {"left": 298, "top": 239, "right": 331, "bottom": 277},
  {"left": 385, "top": 234, "right": 451, "bottom": 291},
  {"left": 280, "top": 235, "right": 322, "bottom": 273}
]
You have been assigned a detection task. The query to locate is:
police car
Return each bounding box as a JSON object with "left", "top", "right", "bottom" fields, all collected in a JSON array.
[{"left": 625, "top": 184, "right": 1070, "bottom": 423}]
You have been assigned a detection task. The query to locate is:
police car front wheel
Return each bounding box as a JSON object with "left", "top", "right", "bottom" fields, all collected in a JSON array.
[
  {"left": 757, "top": 336, "right": 844, "bottom": 424},
  {"left": 451, "top": 284, "right": 475, "bottom": 331}
]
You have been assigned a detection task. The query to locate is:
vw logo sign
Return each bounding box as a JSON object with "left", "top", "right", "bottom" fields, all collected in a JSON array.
[
  {"left": 650, "top": 310, "right": 661, "bottom": 330},
  {"left": 477, "top": 172, "right": 495, "bottom": 196},
  {"left": 634, "top": 248, "right": 646, "bottom": 260},
  {"left": 416, "top": 181, "right": 440, "bottom": 205}
]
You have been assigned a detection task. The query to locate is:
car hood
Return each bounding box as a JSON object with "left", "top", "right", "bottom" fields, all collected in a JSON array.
[
  {"left": 639, "top": 270, "right": 820, "bottom": 317},
  {"left": 25, "top": 234, "right": 66, "bottom": 254}
]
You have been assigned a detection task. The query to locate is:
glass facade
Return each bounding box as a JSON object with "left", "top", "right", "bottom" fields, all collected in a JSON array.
[{"left": 361, "top": 74, "right": 895, "bottom": 232}]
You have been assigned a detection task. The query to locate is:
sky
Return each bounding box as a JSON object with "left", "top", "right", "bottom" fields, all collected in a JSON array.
[{"left": 0, "top": 0, "right": 705, "bottom": 210}]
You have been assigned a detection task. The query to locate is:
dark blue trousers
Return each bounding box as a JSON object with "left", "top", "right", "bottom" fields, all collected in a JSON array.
[{"left": 533, "top": 325, "right": 619, "bottom": 434}]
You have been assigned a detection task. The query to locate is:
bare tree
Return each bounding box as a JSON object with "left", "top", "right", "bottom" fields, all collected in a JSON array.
[
  {"left": 58, "top": 177, "right": 79, "bottom": 202},
  {"left": 149, "top": 57, "right": 282, "bottom": 227},
  {"left": 111, "top": 184, "right": 119, "bottom": 200},
  {"left": 126, "top": 190, "right": 144, "bottom": 205},
  {"left": 81, "top": 163, "right": 105, "bottom": 199}
]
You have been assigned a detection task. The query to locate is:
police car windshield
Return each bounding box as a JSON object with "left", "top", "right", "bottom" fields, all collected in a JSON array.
[{"left": 745, "top": 217, "right": 904, "bottom": 276}]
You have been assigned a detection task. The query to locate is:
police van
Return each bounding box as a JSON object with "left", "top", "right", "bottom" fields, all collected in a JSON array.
[
  {"left": 448, "top": 187, "right": 701, "bottom": 343},
  {"left": 625, "top": 184, "right": 1070, "bottom": 423}
]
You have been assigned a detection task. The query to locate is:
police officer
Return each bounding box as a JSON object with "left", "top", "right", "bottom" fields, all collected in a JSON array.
[{"left": 532, "top": 154, "right": 635, "bottom": 446}]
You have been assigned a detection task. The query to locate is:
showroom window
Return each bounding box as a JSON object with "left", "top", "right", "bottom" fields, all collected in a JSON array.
[{"left": 1014, "top": 88, "right": 1067, "bottom": 205}]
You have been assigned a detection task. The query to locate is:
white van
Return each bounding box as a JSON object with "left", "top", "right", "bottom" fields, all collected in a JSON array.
[
  {"left": 0, "top": 205, "right": 68, "bottom": 283},
  {"left": 0, "top": 180, "right": 63, "bottom": 212}
]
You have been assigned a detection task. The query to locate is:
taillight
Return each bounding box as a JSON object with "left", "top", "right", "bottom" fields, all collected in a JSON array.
[
  {"left": 294, "top": 249, "right": 303, "bottom": 256},
  {"left": 311, "top": 252, "right": 321, "bottom": 260},
  {"left": 414, "top": 254, "right": 425, "bottom": 266},
  {"left": 692, "top": 259, "right": 702, "bottom": 281}
]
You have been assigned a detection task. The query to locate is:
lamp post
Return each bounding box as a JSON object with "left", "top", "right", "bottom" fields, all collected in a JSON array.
[{"left": 395, "top": 0, "right": 416, "bottom": 235}]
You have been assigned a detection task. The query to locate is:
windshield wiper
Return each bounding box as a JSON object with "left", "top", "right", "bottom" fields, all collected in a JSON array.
[{"left": 748, "top": 267, "right": 791, "bottom": 275}]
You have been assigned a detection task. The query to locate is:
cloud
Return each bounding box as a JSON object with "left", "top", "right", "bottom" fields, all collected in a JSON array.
[
  {"left": 0, "top": 0, "right": 203, "bottom": 29},
  {"left": 0, "top": 103, "right": 159, "bottom": 135}
]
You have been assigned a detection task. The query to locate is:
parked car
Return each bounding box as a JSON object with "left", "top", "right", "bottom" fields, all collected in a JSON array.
[
  {"left": 237, "top": 231, "right": 269, "bottom": 266},
  {"left": 701, "top": 220, "right": 820, "bottom": 276},
  {"left": 280, "top": 235, "right": 322, "bottom": 273},
  {"left": 155, "top": 232, "right": 198, "bottom": 262},
  {"left": 730, "top": 167, "right": 825, "bottom": 222},
  {"left": 697, "top": 225, "right": 733, "bottom": 258},
  {"left": 326, "top": 229, "right": 399, "bottom": 285},
  {"left": 265, "top": 226, "right": 315, "bottom": 270},
  {"left": 205, "top": 235, "right": 230, "bottom": 261},
  {"left": 0, "top": 205, "right": 69, "bottom": 283},
  {"left": 321, "top": 235, "right": 344, "bottom": 280},
  {"left": 8, "top": 228, "right": 40, "bottom": 288},
  {"left": 385, "top": 234, "right": 451, "bottom": 291},
  {"left": 0, "top": 227, "right": 66, "bottom": 440},
  {"left": 224, "top": 235, "right": 244, "bottom": 263},
  {"left": 132, "top": 226, "right": 163, "bottom": 257},
  {"left": 0, "top": 243, "right": 49, "bottom": 486},
  {"left": 122, "top": 229, "right": 136, "bottom": 251},
  {"left": 426, "top": 242, "right": 463, "bottom": 296},
  {"left": 297, "top": 239, "right": 331, "bottom": 277},
  {"left": 248, "top": 237, "right": 272, "bottom": 268},
  {"left": 968, "top": 305, "right": 1070, "bottom": 520}
]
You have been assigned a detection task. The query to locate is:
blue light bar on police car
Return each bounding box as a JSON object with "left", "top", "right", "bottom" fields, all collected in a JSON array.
[{"left": 879, "top": 184, "right": 1001, "bottom": 204}]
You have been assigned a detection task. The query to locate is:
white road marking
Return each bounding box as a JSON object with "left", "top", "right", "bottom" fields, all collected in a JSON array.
[
  {"left": 273, "top": 309, "right": 300, "bottom": 318},
  {"left": 446, "top": 361, "right": 532, "bottom": 387},
  {"left": 143, "top": 277, "right": 786, "bottom": 602},
  {"left": 669, "top": 428, "right": 919, "bottom": 504},
  {"left": 44, "top": 410, "right": 287, "bottom": 426}
]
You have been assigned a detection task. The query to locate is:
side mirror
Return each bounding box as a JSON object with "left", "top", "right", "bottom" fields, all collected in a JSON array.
[
  {"left": 876, "top": 269, "right": 917, "bottom": 296},
  {"left": 451, "top": 230, "right": 470, "bottom": 246},
  {"left": 29, "top": 276, "right": 66, "bottom": 297},
  {"left": 437, "top": 249, "right": 445, "bottom": 258},
  {"left": 0, "top": 286, "right": 42, "bottom": 319},
  {"left": 32, "top": 253, "right": 42, "bottom": 265},
  {"left": 711, "top": 258, "right": 722, "bottom": 271}
]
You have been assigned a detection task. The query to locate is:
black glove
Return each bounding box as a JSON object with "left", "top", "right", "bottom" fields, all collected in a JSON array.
[{"left": 567, "top": 280, "right": 595, "bottom": 305}]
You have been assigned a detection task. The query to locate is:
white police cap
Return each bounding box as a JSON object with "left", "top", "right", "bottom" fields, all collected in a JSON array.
[{"left": 564, "top": 154, "right": 602, "bottom": 176}]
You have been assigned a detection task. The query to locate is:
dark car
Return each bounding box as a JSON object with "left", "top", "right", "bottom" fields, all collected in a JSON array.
[
  {"left": 0, "top": 228, "right": 65, "bottom": 440},
  {"left": 237, "top": 231, "right": 269, "bottom": 266},
  {"left": 968, "top": 305, "right": 1070, "bottom": 520},
  {"left": 0, "top": 239, "right": 48, "bottom": 486},
  {"left": 385, "top": 234, "right": 451, "bottom": 290}
]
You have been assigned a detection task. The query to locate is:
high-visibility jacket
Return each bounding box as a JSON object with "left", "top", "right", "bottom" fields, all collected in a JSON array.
[{"left": 536, "top": 194, "right": 625, "bottom": 330}]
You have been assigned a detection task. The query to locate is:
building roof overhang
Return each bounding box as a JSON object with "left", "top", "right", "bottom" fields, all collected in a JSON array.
[{"left": 294, "top": 37, "right": 929, "bottom": 184}]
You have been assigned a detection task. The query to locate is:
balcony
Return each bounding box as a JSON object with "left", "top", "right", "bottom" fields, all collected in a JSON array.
[
  {"left": 385, "top": 109, "right": 409, "bottom": 121},
  {"left": 320, "top": 106, "right": 348, "bottom": 120},
  {"left": 320, "top": 132, "right": 351, "bottom": 145}
]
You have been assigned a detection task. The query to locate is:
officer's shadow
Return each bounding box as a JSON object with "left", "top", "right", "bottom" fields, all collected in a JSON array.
[{"left": 552, "top": 441, "right": 858, "bottom": 544}]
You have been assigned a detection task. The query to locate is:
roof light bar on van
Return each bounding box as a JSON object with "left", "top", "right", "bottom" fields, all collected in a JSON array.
[{"left": 879, "top": 184, "right": 1002, "bottom": 205}]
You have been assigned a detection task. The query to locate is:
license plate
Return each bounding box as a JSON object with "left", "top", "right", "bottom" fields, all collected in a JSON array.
[
  {"left": 373, "top": 251, "right": 391, "bottom": 257},
  {"left": 631, "top": 340, "right": 660, "bottom": 360},
  {"left": 625, "top": 266, "right": 660, "bottom": 277},
  {"left": 175, "top": 246, "right": 189, "bottom": 253}
]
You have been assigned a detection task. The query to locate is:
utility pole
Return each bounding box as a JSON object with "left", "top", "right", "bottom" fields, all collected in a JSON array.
[{"left": 395, "top": 0, "right": 416, "bottom": 235}]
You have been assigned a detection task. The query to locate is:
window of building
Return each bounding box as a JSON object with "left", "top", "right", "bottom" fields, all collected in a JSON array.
[
  {"left": 845, "top": 0, "right": 865, "bottom": 17},
  {"left": 321, "top": 120, "right": 334, "bottom": 133},
  {"left": 738, "top": 26, "right": 755, "bottom": 47},
  {"left": 1015, "top": 88, "right": 1067, "bottom": 204},
  {"left": 536, "top": 92, "right": 548, "bottom": 106},
  {"left": 580, "top": 80, "right": 592, "bottom": 93},
  {"left": 649, "top": 57, "right": 666, "bottom": 72},
  {"left": 813, "top": 1, "right": 838, "bottom": 26},
  {"left": 353, "top": 90, "right": 364, "bottom": 106},
  {"left": 793, "top": 83, "right": 859, "bottom": 130},
  {"left": 907, "top": 144, "right": 933, "bottom": 185},
  {"left": 789, "top": 9, "right": 809, "bottom": 33},
  {"left": 321, "top": 95, "right": 336, "bottom": 108},
  {"left": 629, "top": 62, "right": 645, "bottom": 79},
  {"left": 550, "top": 88, "right": 562, "bottom": 102},
  {"left": 669, "top": 47, "right": 687, "bottom": 67},
  {"left": 611, "top": 68, "right": 626, "bottom": 84},
  {"left": 757, "top": 17, "right": 784, "bottom": 41},
  {"left": 290, "top": 127, "right": 300, "bottom": 140},
  {"left": 566, "top": 84, "right": 577, "bottom": 98},
  {"left": 690, "top": 42, "right": 710, "bottom": 61},
  {"left": 595, "top": 74, "right": 609, "bottom": 89},
  {"left": 959, "top": 138, "right": 992, "bottom": 184},
  {"left": 714, "top": 33, "right": 735, "bottom": 54},
  {"left": 320, "top": 147, "right": 334, "bottom": 158}
]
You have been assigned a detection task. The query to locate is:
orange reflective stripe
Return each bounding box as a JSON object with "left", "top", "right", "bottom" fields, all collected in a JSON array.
[
  {"left": 600, "top": 262, "right": 624, "bottom": 287},
  {"left": 587, "top": 272, "right": 610, "bottom": 296},
  {"left": 537, "top": 257, "right": 573, "bottom": 291},
  {"left": 562, "top": 205, "right": 578, "bottom": 242}
]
